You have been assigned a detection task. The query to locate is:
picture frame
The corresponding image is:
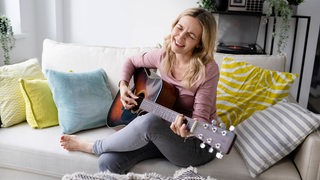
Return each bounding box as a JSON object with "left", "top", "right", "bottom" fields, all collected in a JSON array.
[{"left": 230, "top": 0, "right": 246, "bottom": 7}]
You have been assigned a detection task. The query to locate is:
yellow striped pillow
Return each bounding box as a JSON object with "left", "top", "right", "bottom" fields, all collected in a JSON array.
[{"left": 217, "top": 57, "right": 298, "bottom": 128}]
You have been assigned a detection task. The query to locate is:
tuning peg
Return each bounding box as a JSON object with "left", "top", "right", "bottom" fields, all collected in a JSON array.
[
  {"left": 198, "top": 133, "right": 203, "bottom": 139},
  {"left": 206, "top": 138, "right": 212, "bottom": 144},
  {"left": 221, "top": 130, "right": 227, "bottom": 136},
  {"left": 219, "top": 122, "right": 226, "bottom": 129},
  {"left": 203, "top": 123, "right": 209, "bottom": 129},
  {"left": 216, "top": 151, "right": 224, "bottom": 159},
  {"left": 200, "top": 142, "right": 206, "bottom": 149},
  {"left": 211, "top": 126, "right": 217, "bottom": 133},
  {"left": 229, "top": 125, "right": 235, "bottom": 132},
  {"left": 215, "top": 143, "right": 221, "bottom": 149},
  {"left": 211, "top": 119, "right": 217, "bottom": 126},
  {"left": 208, "top": 147, "right": 214, "bottom": 153}
]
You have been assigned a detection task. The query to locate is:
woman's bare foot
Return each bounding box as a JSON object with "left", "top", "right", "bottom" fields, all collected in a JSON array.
[{"left": 60, "top": 135, "right": 94, "bottom": 154}]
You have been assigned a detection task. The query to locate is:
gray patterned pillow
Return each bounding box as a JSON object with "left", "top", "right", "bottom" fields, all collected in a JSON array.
[{"left": 235, "top": 101, "right": 320, "bottom": 177}]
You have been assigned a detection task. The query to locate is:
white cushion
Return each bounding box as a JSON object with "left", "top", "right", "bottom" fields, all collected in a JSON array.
[
  {"left": 41, "top": 39, "right": 155, "bottom": 97},
  {"left": 214, "top": 53, "right": 286, "bottom": 72}
]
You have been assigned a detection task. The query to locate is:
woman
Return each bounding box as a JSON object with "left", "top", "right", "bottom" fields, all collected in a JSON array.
[{"left": 60, "top": 7, "right": 219, "bottom": 174}]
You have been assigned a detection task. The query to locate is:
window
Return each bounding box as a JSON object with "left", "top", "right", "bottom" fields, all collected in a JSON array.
[{"left": 0, "top": 0, "right": 21, "bottom": 34}]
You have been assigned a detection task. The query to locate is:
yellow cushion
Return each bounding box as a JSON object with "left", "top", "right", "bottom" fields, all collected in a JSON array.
[
  {"left": 216, "top": 57, "right": 298, "bottom": 128},
  {"left": 19, "top": 79, "right": 58, "bottom": 128},
  {"left": 0, "top": 58, "right": 45, "bottom": 127}
]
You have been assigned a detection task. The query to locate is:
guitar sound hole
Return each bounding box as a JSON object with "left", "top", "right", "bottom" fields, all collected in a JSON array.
[
  {"left": 131, "top": 93, "right": 145, "bottom": 112},
  {"left": 131, "top": 105, "right": 139, "bottom": 112}
]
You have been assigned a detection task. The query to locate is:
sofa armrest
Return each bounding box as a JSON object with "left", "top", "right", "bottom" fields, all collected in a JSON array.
[
  {"left": 293, "top": 129, "right": 320, "bottom": 180},
  {"left": 317, "top": 164, "right": 320, "bottom": 180}
]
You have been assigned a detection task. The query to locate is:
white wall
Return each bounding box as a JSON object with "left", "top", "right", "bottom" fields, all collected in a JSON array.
[
  {"left": 1, "top": 0, "right": 319, "bottom": 108},
  {"left": 62, "top": 0, "right": 198, "bottom": 47},
  {"left": 1, "top": 0, "right": 198, "bottom": 63}
]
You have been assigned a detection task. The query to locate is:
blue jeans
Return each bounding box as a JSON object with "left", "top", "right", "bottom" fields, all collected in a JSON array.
[{"left": 93, "top": 113, "right": 215, "bottom": 173}]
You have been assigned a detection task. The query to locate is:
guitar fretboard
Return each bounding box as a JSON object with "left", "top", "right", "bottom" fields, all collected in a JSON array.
[{"left": 140, "top": 98, "right": 195, "bottom": 130}]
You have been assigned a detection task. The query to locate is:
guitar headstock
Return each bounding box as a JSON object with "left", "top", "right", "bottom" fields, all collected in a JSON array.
[{"left": 190, "top": 119, "right": 236, "bottom": 159}]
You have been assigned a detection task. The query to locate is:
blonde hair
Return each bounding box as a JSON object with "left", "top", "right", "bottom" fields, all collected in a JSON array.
[{"left": 162, "top": 8, "right": 217, "bottom": 88}]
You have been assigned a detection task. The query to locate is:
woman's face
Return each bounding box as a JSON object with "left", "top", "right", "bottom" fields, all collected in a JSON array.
[{"left": 171, "top": 16, "right": 202, "bottom": 57}]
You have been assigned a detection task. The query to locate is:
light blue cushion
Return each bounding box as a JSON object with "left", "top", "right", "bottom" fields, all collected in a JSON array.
[{"left": 46, "top": 69, "right": 113, "bottom": 134}]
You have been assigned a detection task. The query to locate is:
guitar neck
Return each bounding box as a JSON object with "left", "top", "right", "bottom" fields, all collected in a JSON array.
[{"left": 140, "top": 98, "right": 194, "bottom": 129}]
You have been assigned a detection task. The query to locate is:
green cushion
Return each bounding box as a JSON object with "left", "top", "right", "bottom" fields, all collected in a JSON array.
[{"left": 19, "top": 79, "right": 58, "bottom": 128}]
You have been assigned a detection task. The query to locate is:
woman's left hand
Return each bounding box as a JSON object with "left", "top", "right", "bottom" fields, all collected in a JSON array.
[{"left": 170, "top": 114, "right": 192, "bottom": 138}]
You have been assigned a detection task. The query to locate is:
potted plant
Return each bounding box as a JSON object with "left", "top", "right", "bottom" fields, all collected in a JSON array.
[
  {"left": 0, "top": 15, "right": 15, "bottom": 65},
  {"left": 287, "top": 0, "right": 304, "bottom": 6},
  {"left": 197, "top": 0, "right": 229, "bottom": 12},
  {"left": 197, "top": 0, "right": 217, "bottom": 12},
  {"left": 263, "top": 0, "right": 304, "bottom": 54}
]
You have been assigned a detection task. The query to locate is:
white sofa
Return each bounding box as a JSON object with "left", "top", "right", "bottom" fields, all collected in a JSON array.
[{"left": 0, "top": 39, "right": 319, "bottom": 180}]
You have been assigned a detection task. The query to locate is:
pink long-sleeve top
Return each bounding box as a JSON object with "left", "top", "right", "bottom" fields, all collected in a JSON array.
[{"left": 121, "top": 48, "right": 219, "bottom": 122}]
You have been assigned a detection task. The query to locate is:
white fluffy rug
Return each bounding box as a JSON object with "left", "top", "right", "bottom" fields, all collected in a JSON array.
[{"left": 62, "top": 166, "right": 216, "bottom": 180}]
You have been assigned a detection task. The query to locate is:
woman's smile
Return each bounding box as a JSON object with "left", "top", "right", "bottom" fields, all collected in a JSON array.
[{"left": 174, "top": 39, "right": 185, "bottom": 48}]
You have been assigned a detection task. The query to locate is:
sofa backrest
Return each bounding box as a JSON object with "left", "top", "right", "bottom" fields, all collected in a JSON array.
[
  {"left": 214, "top": 53, "right": 286, "bottom": 72},
  {"left": 42, "top": 39, "right": 286, "bottom": 98},
  {"left": 42, "top": 39, "right": 155, "bottom": 97}
]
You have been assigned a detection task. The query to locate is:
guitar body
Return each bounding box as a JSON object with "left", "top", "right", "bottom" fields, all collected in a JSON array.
[
  {"left": 107, "top": 68, "right": 178, "bottom": 127},
  {"left": 107, "top": 68, "right": 236, "bottom": 157}
]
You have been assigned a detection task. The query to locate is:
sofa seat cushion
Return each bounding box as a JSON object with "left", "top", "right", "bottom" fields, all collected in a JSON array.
[
  {"left": 0, "top": 123, "right": 113, "bottom": 177},
  {"left": 131, "top": 148, "right": 300, "bottom": 180},
  {"left": 0, "top": 123, "right": 300, "bottom": 179}
]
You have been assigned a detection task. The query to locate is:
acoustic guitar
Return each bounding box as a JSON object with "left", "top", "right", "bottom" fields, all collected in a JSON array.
[{"left": 107, "top": 68, "right": 236, "bottom": 158}]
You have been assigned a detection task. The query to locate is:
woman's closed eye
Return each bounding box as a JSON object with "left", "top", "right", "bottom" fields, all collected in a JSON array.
[
  {"left": 187, "top": 33, "right": 197, "bottom": 40},
  {"left": 175, "top": 24, "right": 198, "bottom": 40},
  {"left": 176, "top": 24, "right": 183, "bottom": 30}
]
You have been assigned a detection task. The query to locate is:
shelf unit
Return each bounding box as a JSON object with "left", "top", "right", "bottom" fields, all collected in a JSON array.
[{"left": 213, "top": 11, "right": 311, "bottom": 102}]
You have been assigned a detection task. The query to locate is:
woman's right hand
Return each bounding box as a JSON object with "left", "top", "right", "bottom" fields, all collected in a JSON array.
[{"left": 119, "top": 80, "right": 138, "bottom": 110}]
